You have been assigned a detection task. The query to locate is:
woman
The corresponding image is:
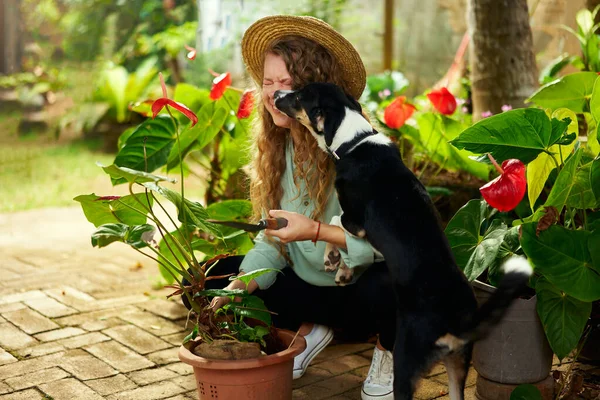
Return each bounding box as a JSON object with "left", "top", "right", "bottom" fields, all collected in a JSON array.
[{"left": 193, "top": 15, "right": 396, "bottom": 400}]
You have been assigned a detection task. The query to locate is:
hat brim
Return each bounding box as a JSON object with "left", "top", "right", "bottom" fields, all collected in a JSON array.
[{"left": 241, "top": 15, "right": 366, "bottom": 99}]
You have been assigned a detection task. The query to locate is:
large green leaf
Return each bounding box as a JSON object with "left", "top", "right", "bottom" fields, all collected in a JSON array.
[
  {"left": 113, "top": 115, "right": 177, "bottom": 183},
  {"left": 592, "top": 156, "right": 600, "bottom": 206},
  {"left": 91, "top": 223, "right": 155, "bottom": 249},
  {"left": 207, "top": 200, "right": 253, "bottom": 221},
  {"left": 592, "top": 78, "right": 600, "bottom": 152},
  {"left": 173, "top": 83, "right": 211, "bottom": 118},
  {"left": 74, "top": 193, "right": 152, "bottom": 227},
  {"left": 166, "top": 103, "right": 228, "bottom": 169},
  {"left": 444, "top": 200, "right": 506, "bottom": 280},
  {"left": 100, "top": 163, "right": 176, "bottom": 185},
  {"left": 536, "top": 277, "right": 592, "bottom": 360},
  {"left": 450, "top": 108, "right": 563, "bottom": 164},
  {"left": 566, "top": 161, "right": 597, "bottom": 209},
  {"left": 463, "top": 220, "right": 508, "bottom": 281},
  {"left": 521, "top": 223, "right": 600, "bottom": 302},
  {"left": 414, "top": 113, "right": 490, "bottom": 179},
  {"left": 143, "top": 183, "right": 221, "bottom": 235},
  {"left": 527, "top": 109, "right": 578, "bottom": 208},
  {"left": 531, "top": 148, "right": 584, "bottom": 221},
  {"left": 229, "top": 295, "right": 272, "bottom": 325},
  {"left": 527, "top": 72, "right": 598, "bottom": 112},
  {"left": 444, "top": 199, "right": 485, "bottom": 269}
]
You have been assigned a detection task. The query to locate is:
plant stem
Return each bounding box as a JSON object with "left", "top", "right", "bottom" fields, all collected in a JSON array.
[{"left": 543, "top": 150, "right": 561, "bottom": 173}]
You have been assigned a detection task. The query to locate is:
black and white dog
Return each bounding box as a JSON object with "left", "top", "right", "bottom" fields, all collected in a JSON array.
[{"left": 274, "top": 83, "right": 532, "bottom": 400}]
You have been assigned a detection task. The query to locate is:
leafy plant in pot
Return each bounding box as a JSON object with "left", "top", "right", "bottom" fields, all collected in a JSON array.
[
  {"left": 445, "top": 71, "right": 600, "bottom": 398},
  {"left": 74, "top": 72, "right": 306, "bottom": 399}
]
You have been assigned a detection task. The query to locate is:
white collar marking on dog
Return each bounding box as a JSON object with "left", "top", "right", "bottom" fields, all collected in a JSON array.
[{"left": 327, "top": 108, "right": 391, "bottom": 157}]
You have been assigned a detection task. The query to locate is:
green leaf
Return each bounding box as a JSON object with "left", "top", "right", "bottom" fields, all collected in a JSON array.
[
  {"left": 527, "top": 109, "right": 578, "bottom": 208},
  {"left": 207, "top": 200, "right": 253, "bottom": 221},
  {"left": 463, "top": 220, "right": 508, "bottom": 281},
  {"left": 444, "top": 200, "right": 485, "bottom": 269},
  {"left": 166, "top": 104, "right": 228, "bottom": 170},
  {"left": 74, "top": 193, "right": 153, "bottom": 227},
  {"left": 230, "top": 295, "right": 272, "bottom": 325},
  {"left": 232, "top": 268, "right": 283, "bottom": 287},
  {"left": 91, "top": 223, "right": 155, "bottom": 249},
  {"left": 414, "top": 113, "right": 490, "bottom": 179},
  {"left": 99, "top": 163, "right": 176, "bottom": 185},
  {"left": 157, "top": 230, "right": 191, "bottom": 284},
  {"left": 531, "top": 148, "right": 584, "bottom": 221},
  {"left": 112, "top": 115, "right": 177, "bottom": 184},
  {"left": 521, "top": 223, "right": 600, "bottom": 302},
  {"left": 195, "top": 288, "right": 248, "bottom": 298},
  {"left": 143, "top": 183, "right": 221, "bottom": 235},
  {"left": 527, "top": 72, "right": 598, "bottom": 113},
  {"left": 173, "top": 83, "right": 210, "bottom": 117},
  {"left": 536, "top": 277, "right": 592, "bottom": 360},
  {"left": 450, "top": 108, "right": 554, "bottom": 164},
  {"left": 591, "top": 77, "right": 600, "bottom": 152},
  {"left": 592, "top": 156, "right": 600, "bottom": 206},
  {"left": 182, "top": 325, "right": 199, "bottom": 344},
  {"left": 566, "top": 161, "right": 597, "bottom": 209},
  {"left": 510, "top": 384, "right": 542, "bottom": 400},
  {"left": 538, "top": 55, "right": 579, "bottom": 85}
]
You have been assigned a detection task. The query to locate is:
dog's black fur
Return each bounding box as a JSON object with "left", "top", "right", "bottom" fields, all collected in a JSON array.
[{"left": 274, "top": 83, "right": 532, "bottom": 400}]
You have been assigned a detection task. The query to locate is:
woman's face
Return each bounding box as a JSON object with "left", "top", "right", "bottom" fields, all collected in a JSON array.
[{"left": 262, "top": 53, "right": 293, "bottom": 128}]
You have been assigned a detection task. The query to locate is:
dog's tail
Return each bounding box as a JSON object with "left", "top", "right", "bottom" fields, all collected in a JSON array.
[{"left": 460, "top": 256, "right": 533, "bottom": 342}]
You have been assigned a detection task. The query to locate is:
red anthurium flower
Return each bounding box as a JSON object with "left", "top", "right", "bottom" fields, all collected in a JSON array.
[
  {"left": 383, "top": 96, "right": 416, "bottom": 129},
  {"left": 209, "top": 70, "right": 232, "bottom": 100},
  {"left": 184, "top": 44, "right": 196, "bottom": 60},
  {"left": 151, "top": 72, "right": 198, "bottom": 127},
  {"left": 479, "top": 154, "right": 526, "bottom": 212},
  {"left": 427, "top": 87, "right": 457, "bottom": 115},
  {"left": 236, "top": 89, "right": 254, "bottom": 119}
]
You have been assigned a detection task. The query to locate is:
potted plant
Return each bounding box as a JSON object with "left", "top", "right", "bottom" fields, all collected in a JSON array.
[
  {"left": 74, "top": 71, "right": 306, "bottom": 399},
  {"left": 444, "top": 71, "right": 600, "bottom": 398}
]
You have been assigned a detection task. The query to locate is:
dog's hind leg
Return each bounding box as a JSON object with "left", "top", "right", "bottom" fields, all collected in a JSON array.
[
  {"left": 442, "top": 343, "right": 472, "bottom": 400},
  {"left": 393, "top": 321, "right": 437, "bottom": 400}
]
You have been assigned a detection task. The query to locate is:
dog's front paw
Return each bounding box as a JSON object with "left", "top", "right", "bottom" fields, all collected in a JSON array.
[
  {"left": 324, "top": 243, "right": 341, "bottom": 272},
  {"left": 335, "top": 264, "right": 354, "bottom": 286}
]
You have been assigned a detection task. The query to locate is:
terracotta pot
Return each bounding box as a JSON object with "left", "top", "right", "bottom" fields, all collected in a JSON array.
[
  {"left": 178, "top": 329, "right": 307, "bottom": 400},
  {"left": 472, "top": 280, "right": 553, "bottom": 384}
]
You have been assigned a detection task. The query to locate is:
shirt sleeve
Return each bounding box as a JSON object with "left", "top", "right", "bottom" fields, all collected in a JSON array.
[
  {"left": 238, "top": 231, "right": 288, "bottom": 289},
  {"left": 328, "top": 215, "right": 377, "bottom": 268}
]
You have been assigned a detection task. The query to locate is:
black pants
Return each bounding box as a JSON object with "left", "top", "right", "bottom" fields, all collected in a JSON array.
[{"left": 190, "top": 255, "right": 397, "bottom": 350}]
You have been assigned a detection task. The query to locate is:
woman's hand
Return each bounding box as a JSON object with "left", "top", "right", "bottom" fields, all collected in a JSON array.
[
  {"left": 264, "top": 210, "right": 319, "bottom": 244},
  {"left": 209, "top": 296, "right": 231, "bottom": 312}
]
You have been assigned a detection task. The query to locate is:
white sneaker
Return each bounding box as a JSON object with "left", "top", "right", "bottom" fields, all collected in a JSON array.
[
  {"left": 361, "top": 346, "right": 394, "bottom": 400},
  {"left": 292, "top": 324, "right": 334, "bottom": 379}
]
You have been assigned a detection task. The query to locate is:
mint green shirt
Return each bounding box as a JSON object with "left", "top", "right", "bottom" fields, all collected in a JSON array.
[{"left": 239, "top": 138, "right": 380, "bottom": 289}]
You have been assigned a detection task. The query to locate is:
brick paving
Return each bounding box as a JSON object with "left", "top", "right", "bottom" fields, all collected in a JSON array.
[{"left": 0, "top": 207, "right": 595, "bottom": 400}]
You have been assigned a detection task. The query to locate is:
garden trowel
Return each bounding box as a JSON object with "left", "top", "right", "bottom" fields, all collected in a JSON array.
[{"left": 207, "top": 217, "right": 288, "bottom": 232}]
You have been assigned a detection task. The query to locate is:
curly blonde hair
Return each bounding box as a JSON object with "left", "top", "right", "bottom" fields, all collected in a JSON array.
[{"left": 247, "top": 36, "right": 353, "bottom": 223}]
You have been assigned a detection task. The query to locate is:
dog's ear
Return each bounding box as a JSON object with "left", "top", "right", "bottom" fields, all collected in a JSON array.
[
  {"left": 323, "top": 110, "right": 343, "bottom": 147},
  {"left": 346, "top": 93, "right": 362, "bottom": 113}
]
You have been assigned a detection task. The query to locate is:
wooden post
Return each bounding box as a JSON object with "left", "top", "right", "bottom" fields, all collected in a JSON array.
[
  {"left": 383, "top": 0, "right": 394, "bottom": 71},
  {"left": 1, "top": 0, "right": 22, "bottom": 74}
]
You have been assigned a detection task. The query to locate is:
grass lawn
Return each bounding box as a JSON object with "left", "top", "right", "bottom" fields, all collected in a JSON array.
[{"left": 0, "top": 62, "right": 206, "bottom": 213}]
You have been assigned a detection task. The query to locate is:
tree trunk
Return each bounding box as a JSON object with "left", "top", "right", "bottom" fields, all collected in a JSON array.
[
  {"left": 1, "top": 0, "right": 22, "bottom": 74},
  {"left": 383, "top": 0, "right": 394, "bottom": 71},
  {"left": 467, "top": 0, "right": 538, "bottom": 121}
]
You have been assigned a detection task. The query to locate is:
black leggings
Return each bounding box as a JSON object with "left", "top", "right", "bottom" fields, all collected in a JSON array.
[{"left": 188, "top": 256, "right": 397, "bottom": 349}]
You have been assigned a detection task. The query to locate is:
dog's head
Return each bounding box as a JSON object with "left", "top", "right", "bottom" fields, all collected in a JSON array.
[{"left": 273, "top": 83, "right": 365, "bottom": 151}]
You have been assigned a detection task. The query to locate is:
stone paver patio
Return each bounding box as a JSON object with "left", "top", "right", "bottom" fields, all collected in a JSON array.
[{"left": 0, "top": 207, "right": 595, "bottom": 399}]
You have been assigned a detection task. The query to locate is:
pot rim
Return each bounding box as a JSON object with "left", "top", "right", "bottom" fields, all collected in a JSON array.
[
  {"left": 178, "top": 328, "right": 307, "bottom": 370},
  {"left": 472, "top": 279, "right": 537, "bottom": 302}
]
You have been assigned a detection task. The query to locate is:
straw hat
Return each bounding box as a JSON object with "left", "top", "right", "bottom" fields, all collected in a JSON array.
[{"left": 241, "top": 15, "right": 366, "bottom": 99}]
